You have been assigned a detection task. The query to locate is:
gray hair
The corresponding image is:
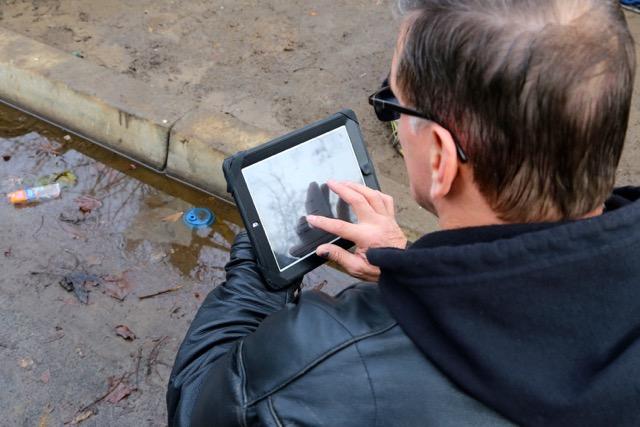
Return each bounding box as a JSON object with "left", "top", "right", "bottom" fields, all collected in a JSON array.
[
  {"left": 393, "top": 0, "right": 635, "bottom": 221},
  {"left": 395, "top": 0, "right": 424, "bottom": 16}
]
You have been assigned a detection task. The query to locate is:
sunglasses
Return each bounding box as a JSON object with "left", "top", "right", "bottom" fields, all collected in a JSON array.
[{"left": 368, "top": 86, "right": 469, "bottom": 163}]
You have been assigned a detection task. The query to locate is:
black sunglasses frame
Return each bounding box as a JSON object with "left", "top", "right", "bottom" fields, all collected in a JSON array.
[{"left": 368, "top": 86, "right": 469, "bottom": 163}]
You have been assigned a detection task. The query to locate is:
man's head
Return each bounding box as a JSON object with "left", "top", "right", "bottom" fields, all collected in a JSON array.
[{"left": 391, "top": 0, "right": 636, "bottom": 223}]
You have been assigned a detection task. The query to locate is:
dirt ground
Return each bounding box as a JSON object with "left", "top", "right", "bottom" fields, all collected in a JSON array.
[
  {"left": 0, "top": 0, "right": 638, "bottom": 216},
  {"left": 0, "top": 0, "right": 408, "bottom": 184},
  {"left": 0, "top": 104, "right": 352, "bottom": 426}
]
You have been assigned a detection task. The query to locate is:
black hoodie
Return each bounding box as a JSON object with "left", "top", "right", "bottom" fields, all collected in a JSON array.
[{"left": 368, "top": 187, "right": 640, "bottom": 426}]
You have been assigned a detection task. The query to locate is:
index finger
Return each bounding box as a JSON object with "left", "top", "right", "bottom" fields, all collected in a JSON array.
[
  {"left": 325, "top": 180, "right": 376, "bottom": 220},
  {"left": 306, "top": 214, "right": 362, "bottom": 243},
  {"left": 342, "top": 181, "right": 392, "bottom": 216}
]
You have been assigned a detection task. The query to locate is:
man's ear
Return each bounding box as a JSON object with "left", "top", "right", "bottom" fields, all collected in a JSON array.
[{"left": 428, "top": 125, "right": 459, "bottom": 201}]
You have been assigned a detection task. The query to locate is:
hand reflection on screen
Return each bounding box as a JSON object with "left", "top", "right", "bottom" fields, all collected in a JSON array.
[{"left": 289, "top": 181, "right": 350, "bottom": 258}]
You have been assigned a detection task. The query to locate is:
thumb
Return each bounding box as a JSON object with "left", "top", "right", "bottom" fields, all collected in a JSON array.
[
  {"left": 316, "top": 243, "right": 381, "bottom": 282},
  {"left": 316, "top": 243, "right": 351, "bottom": 265}
]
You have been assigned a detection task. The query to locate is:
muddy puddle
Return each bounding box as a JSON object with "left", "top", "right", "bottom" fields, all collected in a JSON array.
[
  {"left": 0, "top": 103, "right": 243, "bottom": 279},
  {"left": 0, "top": 102, "right": 351, "bottom": 426}
]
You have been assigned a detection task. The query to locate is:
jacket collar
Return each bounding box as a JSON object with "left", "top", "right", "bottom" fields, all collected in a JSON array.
[{"left": 367, "top": 187, "right": 640, "bottom": 426}]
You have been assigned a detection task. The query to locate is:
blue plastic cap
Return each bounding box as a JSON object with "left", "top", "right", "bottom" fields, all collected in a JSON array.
[{"left": 183, "top": 207, "right": 215, "bottom": 229}]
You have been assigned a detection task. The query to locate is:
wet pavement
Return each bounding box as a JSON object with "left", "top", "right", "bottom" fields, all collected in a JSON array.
[{"left": 0, "top": 103, "right": 352, "bottom": 426}]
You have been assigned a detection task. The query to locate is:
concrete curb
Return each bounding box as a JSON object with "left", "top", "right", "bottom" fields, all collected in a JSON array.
[
  {"left": 0, "top": 26, "right": 427, "bottom": 239},
  {"left": 0, "top": 27, "right": 191, "bottom": 170},
  {"left": 166, "top": 108, "right": 278, "bottom": 201}
]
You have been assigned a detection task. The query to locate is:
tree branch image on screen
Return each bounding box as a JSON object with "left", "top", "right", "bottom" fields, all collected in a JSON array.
[{"left": 241, "top": 126, "right": 364, "bottom": 271}]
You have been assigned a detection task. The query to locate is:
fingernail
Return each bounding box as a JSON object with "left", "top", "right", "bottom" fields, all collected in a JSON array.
[
  {"left": 306, "top": 215, "right": 317, "bottom": 222},
  {"left": 320, "top": 252, "right": 330, "bottom": 259}
]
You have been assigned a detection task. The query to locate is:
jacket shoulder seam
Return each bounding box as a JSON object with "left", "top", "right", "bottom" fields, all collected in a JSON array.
[
  {"left": 238, "top": 340, "right": 249, "bottom": 427},
  {"left": 268, "top": 396, "right": 284, "bottom": 427},
  {"left": 244, "top": 303, "right": 397, "bottom": 406},
  {"left": 354, "top": 339, "right": 379, "bottom": 427}
]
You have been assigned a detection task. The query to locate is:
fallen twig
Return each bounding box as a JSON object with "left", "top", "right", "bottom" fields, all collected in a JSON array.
[
  {"left": 65, "top": 373, "right": 127, "bottom": 425},
  {"left": 134, "top": 347, "right": 143, "bottom": 389},
  {"left": 41, "top": 331, "right": 65, "bottom": 344},
  {"left": 33, "top": 216, "right": 45, "bottom": 238},
  {"left": 146, "top": 336, "right": 169, "bottom": 377},
  {"left": 138, "top": 285, "right": 183, "bottom": 300}
]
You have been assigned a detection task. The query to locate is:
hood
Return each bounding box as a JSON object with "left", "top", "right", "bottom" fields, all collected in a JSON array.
[{"left": 368, "top": 187, "right": 640, "bottom": 426}]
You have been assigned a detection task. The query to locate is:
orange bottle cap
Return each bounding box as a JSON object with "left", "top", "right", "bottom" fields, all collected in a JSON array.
[{"left": 8, "top": 190, "right": 27, "bottom": 204}]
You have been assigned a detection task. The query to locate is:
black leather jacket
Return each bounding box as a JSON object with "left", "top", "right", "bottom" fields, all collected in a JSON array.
[
  {"left": 168, "top": 187, "right": 640, "bottom": 426},
  {"left": 166, "top": 232, "right": 512, "bottom": 427}
]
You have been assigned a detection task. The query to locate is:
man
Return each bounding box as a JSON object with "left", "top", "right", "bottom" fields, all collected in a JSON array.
[{"left": 168, "top": 0, "right": 639, "bottom": 425}]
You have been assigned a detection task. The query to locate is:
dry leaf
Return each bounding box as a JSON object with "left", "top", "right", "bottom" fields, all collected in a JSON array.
[
  {"left": 102, "top": 282, "right": 129, "bottom": 301},
  {"left": 115, "top": 325, "right": 136, "bottom": 341},
  {"left": 161, "top": 211, "right": 184, "bottom": 222},
  {"left": 40, "top": 369, "right": 50, "bottom": 384},
  {"left": 75, "top": 195, "right": 102, "bottom": 214},
  {"left": 37, "top": 403, "right": 54, "bottom": 427},
  {"left": 18, "top": 357, "right": 34, "bottom": 369},
  {"left": 105, "top": 382, "right": 133, "bottom": 404},
  {"left": 35, "top": 142, "right": 61, "bottom": 157},
  {"left": 85, "top": 255, "right": 102, "bottom": 266},
  {"left": 69, "top": 409, "right": 94, "bottom": 425},
  {"left": 102, "top": 272, "right": 133, "bottom": 301}
]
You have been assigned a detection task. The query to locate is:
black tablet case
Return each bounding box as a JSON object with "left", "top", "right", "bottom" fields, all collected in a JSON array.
[{"left": 223, "top": 109, "right": 380, "bottom": 289}]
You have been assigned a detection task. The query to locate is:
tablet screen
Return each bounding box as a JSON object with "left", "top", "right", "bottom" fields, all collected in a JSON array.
[{"left": 242, "top": 126, "right": 364, "bottom": 271}]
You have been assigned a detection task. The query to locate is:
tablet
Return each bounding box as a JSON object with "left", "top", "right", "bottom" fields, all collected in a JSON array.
[{"left": 223, "top": 110, "right": 379, "bottom": 289}]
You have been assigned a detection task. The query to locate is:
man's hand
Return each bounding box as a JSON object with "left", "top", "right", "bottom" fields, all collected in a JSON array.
[{"left": 306, "top": 181, "right": 407, "bottom": 282}]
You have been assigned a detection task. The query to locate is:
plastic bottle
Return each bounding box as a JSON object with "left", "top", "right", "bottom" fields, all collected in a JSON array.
[{"left": 7, "top": 182, "right": 61, "bottom": 204}]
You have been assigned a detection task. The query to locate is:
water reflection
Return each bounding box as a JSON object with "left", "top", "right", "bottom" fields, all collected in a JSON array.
[
  {"left": 0, "top": 103, "right": 241, "bottom": 280},
  {"left": 0, "top": 102, "right": 354, "bottom": 294}
]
